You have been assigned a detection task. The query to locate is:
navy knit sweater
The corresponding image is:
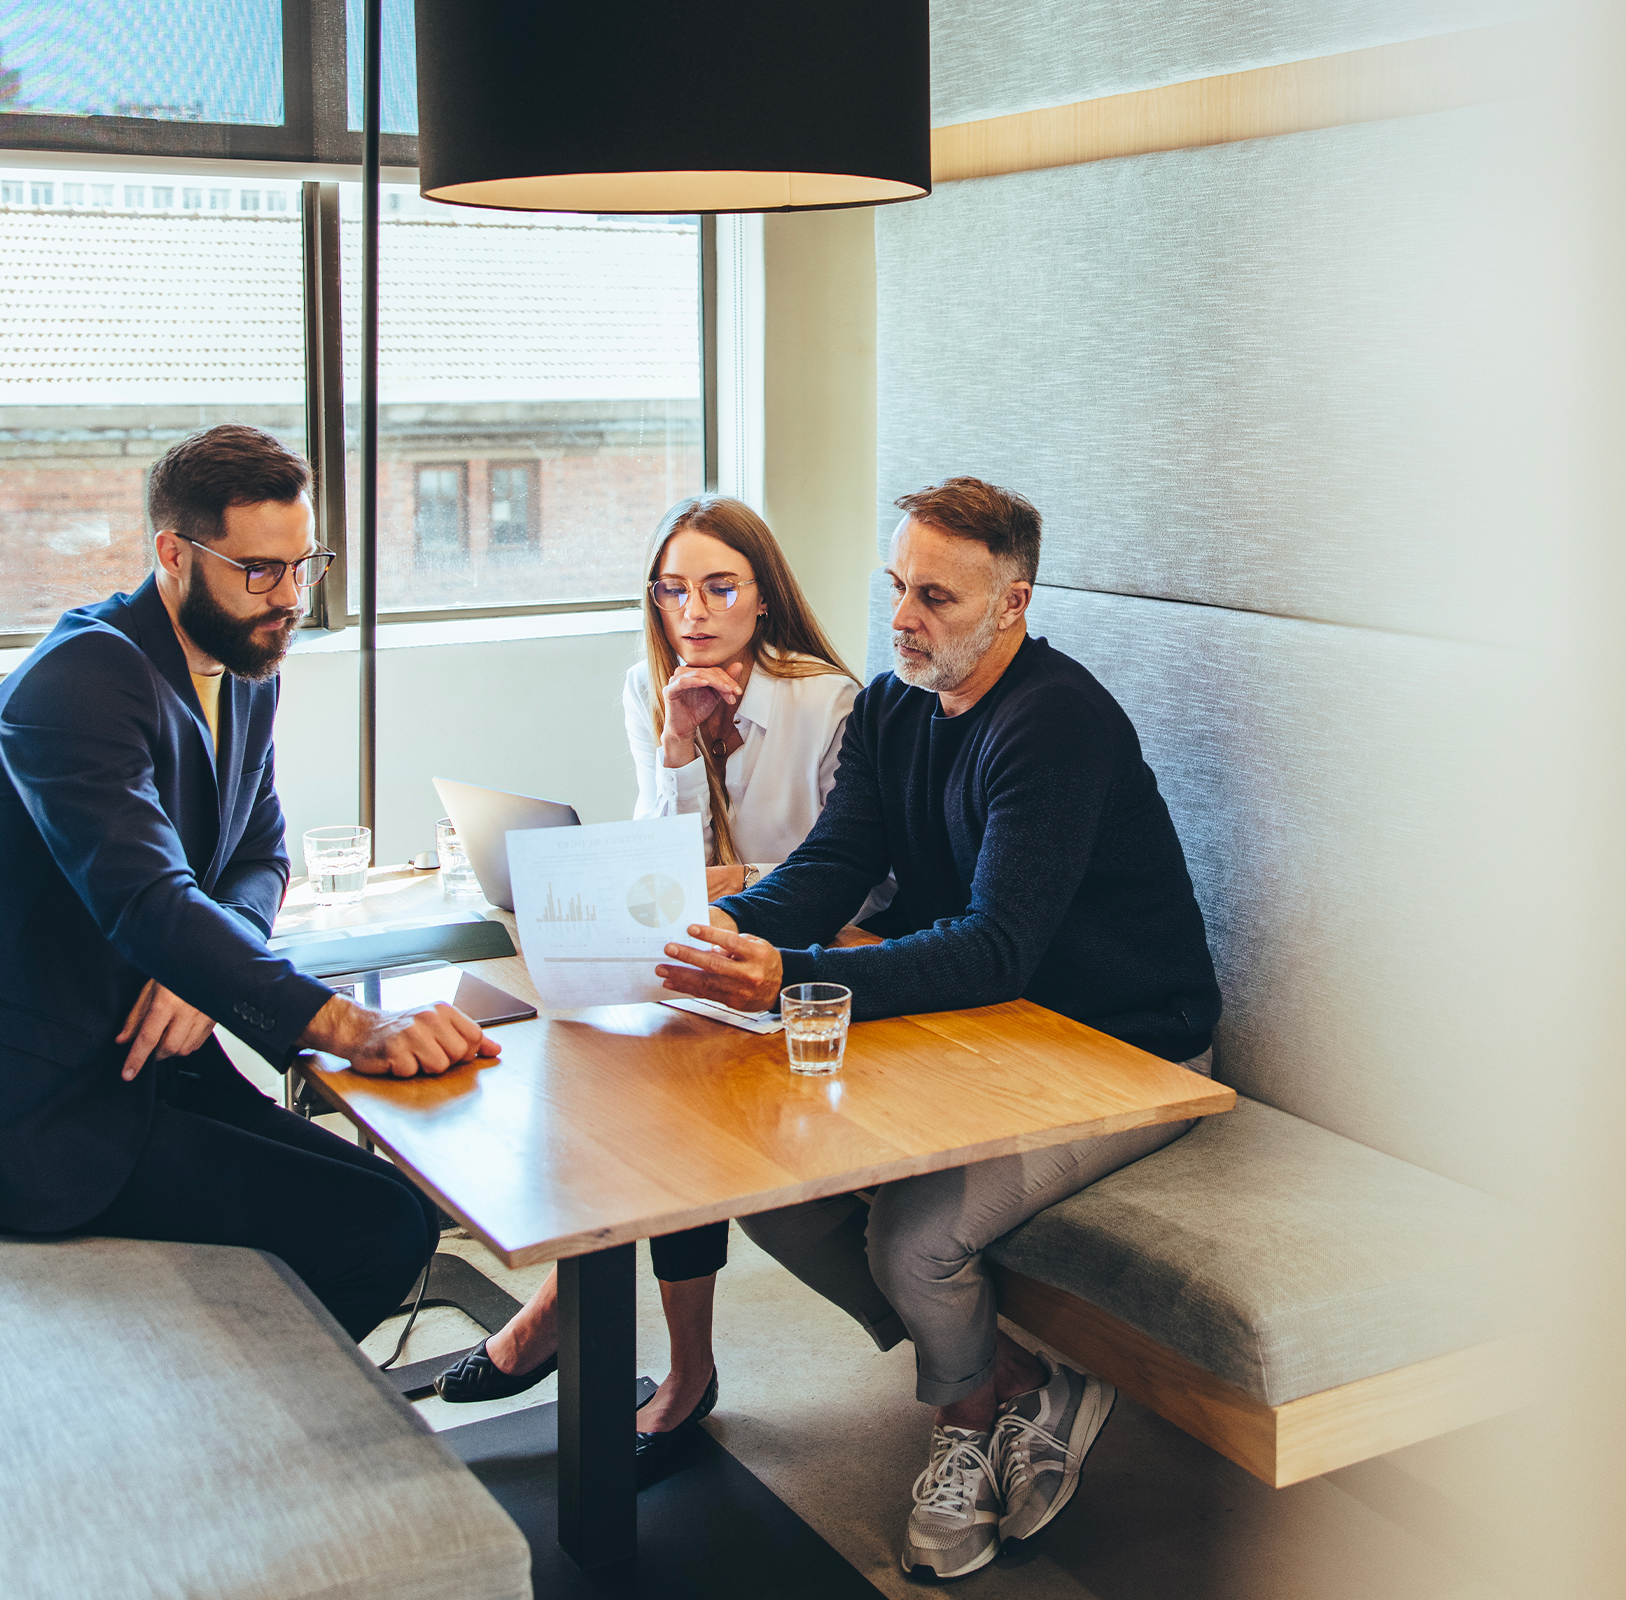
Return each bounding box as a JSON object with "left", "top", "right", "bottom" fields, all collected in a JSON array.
[{"left": 716, "top": 635, "right": 1221, "bottom": 1063}]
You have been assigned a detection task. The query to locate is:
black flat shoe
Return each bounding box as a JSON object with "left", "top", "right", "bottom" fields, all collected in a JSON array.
[
  {"left": 434, "top": 1339, "right": 557, "bottom": 1403},
  {"left": 635, "top": 1367, "right": 719, "bottom": 1485}
]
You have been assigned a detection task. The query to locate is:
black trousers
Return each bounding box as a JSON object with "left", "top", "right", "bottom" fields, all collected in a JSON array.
[
  {"left": 80, "top": 1042, "right": 438, "bottom": 1341},
  {"left": 649, "top": 1221, "right": 728, "bottom": 1282}
]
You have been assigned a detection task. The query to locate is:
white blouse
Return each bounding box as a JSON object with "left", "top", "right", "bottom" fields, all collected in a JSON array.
[{"left": 623, "top": 653, "right": 856, "bottom": 876}]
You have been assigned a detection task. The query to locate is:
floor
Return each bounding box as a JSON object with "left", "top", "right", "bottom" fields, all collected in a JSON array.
[{"left": 355, "top": 1220, "right": 1521, "bottom": 1600}]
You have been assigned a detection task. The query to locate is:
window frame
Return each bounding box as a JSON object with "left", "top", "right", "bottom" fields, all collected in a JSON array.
[
  {"left": 0, "top": 1, "right": 418, "bottom": 170},
  {"left": 486, "top": 459, "right": 541, "bottom": 554}
]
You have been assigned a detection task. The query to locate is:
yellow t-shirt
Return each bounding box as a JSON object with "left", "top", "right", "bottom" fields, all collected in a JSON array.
[{"left": 190, "top": 670, "right": 223, "bottom": 754}]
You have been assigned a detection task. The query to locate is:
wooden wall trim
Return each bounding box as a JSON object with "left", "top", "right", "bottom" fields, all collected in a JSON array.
[
  {"left": 930, "top": 27, "right": 1518, "bottom": 184},
  {"left": 993, "top": 1265, "right": 1525, "bottom": 1488}
]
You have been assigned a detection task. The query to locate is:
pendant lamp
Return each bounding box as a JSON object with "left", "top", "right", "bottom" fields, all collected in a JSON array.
[{"left": 414, "top": 0, "right": 931, "bottom": 214}]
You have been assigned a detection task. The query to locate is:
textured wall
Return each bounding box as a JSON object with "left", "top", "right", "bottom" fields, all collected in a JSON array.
[
  {"left": 928, "top": 0, "right": 1523, "bottom": 125},
  {"left": 874, "top": 10, "right": 1530, "bottom": 1185},
  {"left": 877, "top": 110, "right": 1518, "bottom": 642}
]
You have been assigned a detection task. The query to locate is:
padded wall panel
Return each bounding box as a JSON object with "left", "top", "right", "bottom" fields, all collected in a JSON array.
[
  {"left": 929, "top": 0, "right": 1522, "bottom": 125},
  {"left": 877, "top": 111, "right": 1520, "bottom": 641},
  {"left": 1014, "top": 583, "right": 1520, "bottom": 1192}
]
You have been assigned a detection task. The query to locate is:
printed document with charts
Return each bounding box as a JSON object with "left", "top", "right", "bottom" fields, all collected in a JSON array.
[{"left": 508, "top": 814, "right": 709, "bottom": 1009}]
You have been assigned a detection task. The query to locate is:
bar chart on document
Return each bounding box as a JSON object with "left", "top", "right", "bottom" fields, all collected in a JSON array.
[{"left": 506, "top": 814, "right": 709, "bottom": 1009}]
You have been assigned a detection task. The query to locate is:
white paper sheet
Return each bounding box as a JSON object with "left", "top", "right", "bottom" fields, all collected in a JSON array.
[{"left": 507, "top": 814, "right": 709, "bottom": 1009}]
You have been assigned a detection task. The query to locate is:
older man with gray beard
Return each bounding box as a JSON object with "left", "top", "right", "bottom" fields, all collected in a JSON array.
[{"left": 657, "top": 476, "right": 1220, "bottom": 1580}]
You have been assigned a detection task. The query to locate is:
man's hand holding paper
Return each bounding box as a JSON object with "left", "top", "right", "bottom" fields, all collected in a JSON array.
[{"left": 657, "top": 922, "right": 783, "bottom": 1014}]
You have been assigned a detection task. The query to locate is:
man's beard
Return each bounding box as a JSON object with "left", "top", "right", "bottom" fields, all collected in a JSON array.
[
  {"left": 178, "top": 572, "right": 300, "bottom": 680},
  {"left": 893, "top": 594, "right": 1003, "bottom": 693}
]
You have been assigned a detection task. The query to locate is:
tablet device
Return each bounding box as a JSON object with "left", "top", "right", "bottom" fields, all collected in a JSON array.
[{"left": 330, "top": 961, "right": 537, "bottom": 1026}]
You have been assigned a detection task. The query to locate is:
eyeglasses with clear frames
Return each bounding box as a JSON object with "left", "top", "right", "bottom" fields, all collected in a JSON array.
[
  {"left": 648, "top": 576, "right": 757, "bottom": 611},
  {"left": 177, "top": 535, "right": 336, "bottom": 594}
]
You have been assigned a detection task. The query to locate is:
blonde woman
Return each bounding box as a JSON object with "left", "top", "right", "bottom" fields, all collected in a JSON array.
[{"left": 436, "top": 496, "right": 883, "bottom": 1480}]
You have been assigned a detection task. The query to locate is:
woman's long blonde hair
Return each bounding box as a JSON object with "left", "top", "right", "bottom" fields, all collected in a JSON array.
[{"left": 643, "top": 496, "right": 855, "bottom": 866}]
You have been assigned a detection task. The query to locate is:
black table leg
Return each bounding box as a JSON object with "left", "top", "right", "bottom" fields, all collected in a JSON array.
[{"left": 557, "top": 1241, "right": 637, "bottom": 1570}]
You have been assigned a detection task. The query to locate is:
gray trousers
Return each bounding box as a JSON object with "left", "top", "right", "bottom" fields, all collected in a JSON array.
[{"left": 738, "top": 1048, "right": 1214, "bottom": 1406}]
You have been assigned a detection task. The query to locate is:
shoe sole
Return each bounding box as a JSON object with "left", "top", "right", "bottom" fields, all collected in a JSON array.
[
  {"left": 1000, "top": 1376, "right": 1117, "bottom": 1548},
  {"left": 901, "top": 1530, "right": 1001, "bottom": 1582}
]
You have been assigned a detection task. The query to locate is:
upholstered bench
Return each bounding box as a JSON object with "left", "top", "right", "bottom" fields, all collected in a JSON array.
[
  {"left": 0, "top": 1235, "right": 532, "bottom": 1600},
  {"left": 988, "top": 1097, "right": 1522, "bottom": 1485}
]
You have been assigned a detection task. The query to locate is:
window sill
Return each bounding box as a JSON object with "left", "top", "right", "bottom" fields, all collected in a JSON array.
[
  {"left": 0, "top": 606, "right": 642, "bottom": 676},
  {"left": 288, "top": 607, "right": 642, "bottom": 654}
]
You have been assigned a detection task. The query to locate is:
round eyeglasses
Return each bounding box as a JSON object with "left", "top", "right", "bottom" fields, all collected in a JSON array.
[
  {"left": 648, "top": 576, "right": 757, "bottom": 612},
  {"left": 178, "top": 535, "right": 336, "bottom": 595}
]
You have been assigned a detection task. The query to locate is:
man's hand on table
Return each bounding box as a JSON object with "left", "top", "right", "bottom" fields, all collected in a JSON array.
[
  {"left": 658, "top": 916, "right": 784, "bottom": 1013},
  {"left": 298, "top": 993, "right": 501, "bottom": 1078},
  {"left": 117, "top": 979, "right": 217, "bottom": 1081}
]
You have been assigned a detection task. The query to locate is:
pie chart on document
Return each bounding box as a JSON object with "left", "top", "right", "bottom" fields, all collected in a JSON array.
[{"left": 627, "top": 872, "right": 685, "bottom": 929}]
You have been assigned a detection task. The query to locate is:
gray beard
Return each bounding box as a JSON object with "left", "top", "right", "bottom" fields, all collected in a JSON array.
[{"left": 892, "top": 597, "right": 1003, "bottom": 693}]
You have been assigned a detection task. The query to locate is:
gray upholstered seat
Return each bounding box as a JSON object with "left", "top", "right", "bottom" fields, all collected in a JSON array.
[
  {"left": 987, "top": 1097, "right": 1518, "bottom": 1406},
  {"left": 0, "top": 1235, "right": 531, "bottom": 1600}
]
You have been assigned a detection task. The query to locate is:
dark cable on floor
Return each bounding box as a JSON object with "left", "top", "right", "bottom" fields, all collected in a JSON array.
[{"left": 378, "top": 1259, "right": 431, "bottom": 1371}]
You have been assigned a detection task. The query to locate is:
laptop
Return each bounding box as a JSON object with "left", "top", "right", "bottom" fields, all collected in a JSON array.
[{"left": 432, "top": 777, "right": 580, "bottom": 911}]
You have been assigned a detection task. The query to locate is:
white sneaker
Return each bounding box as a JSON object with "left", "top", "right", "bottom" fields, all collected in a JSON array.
[
  {"left": 900, "top": 1425, "right": 1004, "bottom": 1579},
  {"left": 993, "top": 1354, "right": 1115, "bottom": 1547}
]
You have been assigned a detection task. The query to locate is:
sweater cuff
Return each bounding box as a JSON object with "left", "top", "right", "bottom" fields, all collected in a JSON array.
[{"left": 778, "top": 948, "right": 821, "bottom": 987}]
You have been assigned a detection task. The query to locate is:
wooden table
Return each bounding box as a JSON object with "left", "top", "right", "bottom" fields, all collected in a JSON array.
[{"left": 283, "top": 866, "right": 1233, "bottom": 1571}]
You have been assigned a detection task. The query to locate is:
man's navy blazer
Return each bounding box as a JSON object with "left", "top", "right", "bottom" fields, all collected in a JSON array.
[{"left": 0, "top": 576, "right": 332, "bottom": 1231}]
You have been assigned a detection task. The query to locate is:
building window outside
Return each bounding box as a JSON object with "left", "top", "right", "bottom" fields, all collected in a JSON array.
[
  {"left": 90, "top": 185, "right": 113, "bottom": 207},
  {"left": 488, "top": 463, "right": 538, "bottom": 550},
  {"left": 208, "top": 187, "right": 229, "bottom": 210},
  {"left": 124, "top": 186, "right": 145, "bottom": 208},
  {"left": 266, "top": 190, "right": 287, "bottom": 212},
  {"left": 0, "top": 165, "right": 702, "bottom": 636},
  {"left": 240, "top": 190, "right": 259, "bottom": 211},
  {"left": 414, "top": 466, "right": 466, "bottom": 559},
  {"left": 0, "top": 167, "right": 306, "bottom": 635},
  {"left": 2, "top": 181, "right": 23, "bottom": 205},
  {"left": 341, "top": 183, "right": 701, "bottom": 616},
  {"left": 61, "top": 184, "right": 83, "bottom": 205}
]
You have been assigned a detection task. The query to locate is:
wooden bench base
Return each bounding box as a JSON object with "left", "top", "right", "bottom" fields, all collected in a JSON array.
[{"left": 993, "top": 1265, "right": 1523, "bottom": 1487}]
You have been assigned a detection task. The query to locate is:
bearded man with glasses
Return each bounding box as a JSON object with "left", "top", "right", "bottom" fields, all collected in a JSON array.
[{"left": 0, "top": 424, "right": 500, "bottom": 1343}]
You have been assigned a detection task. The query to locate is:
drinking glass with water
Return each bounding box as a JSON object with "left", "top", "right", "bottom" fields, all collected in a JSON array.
[
  {"left": 435, "top": 817, "right": 483, "bottom": 900},
  {"left": 303, "top": 825, "right": 371, "bottom": 907},
  {"left": 780, "top": 983, "right": 852, "bottom": 1075}
]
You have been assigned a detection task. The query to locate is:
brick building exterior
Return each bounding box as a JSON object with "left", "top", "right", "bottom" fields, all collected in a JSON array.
[{"left": 1, "top": 189, "right": 701, "bottom": 637}]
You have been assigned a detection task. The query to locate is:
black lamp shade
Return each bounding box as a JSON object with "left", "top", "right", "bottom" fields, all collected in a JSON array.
[{"left": 414, "top": 0, "right": 931, "bottom": 214}]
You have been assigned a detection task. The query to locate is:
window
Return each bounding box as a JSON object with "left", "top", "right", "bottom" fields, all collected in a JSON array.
[
  {"left": 0, "top": 166, "right": 306, "bottom": 635},
  {"left": 61, "top": 183, "right": 82, "bottom": 205},
  {"left": 89, "top": 184, "right": 113, "bottom": 207},
  {"left": 240, "top": 190, "right": 260, "bottom": 211},
  {"left": 124, "top": 186, "right": 145, "bottom": 208},
  {"left": 182, "top": 187, "right": 202, "bottom": 209},
  {"left": 413, "top": 466, "right": 466, "bottom": 558},
  {"left": 151, "top": 187, "right": 173, "bottom": 208},
  {"left": 488, "top": 463, "right": 538, "bottom": 551},
  {"left": 208, "top": 188, "right": 230, "bottom": 210},
  {"left": 30, "top": 182, "right": 52, "bottom": 205},
  {"left": 265, "top": 190, "right": 286, "bottom": 212},
  {"left": 341, "top": 184, "right": 701, "bottom": 615},
  {"left": 0, "top": 0, "right": 284, "bottom": 126},
  {"left": 2, "top": 181, "right": 23, "bottom": 205}
]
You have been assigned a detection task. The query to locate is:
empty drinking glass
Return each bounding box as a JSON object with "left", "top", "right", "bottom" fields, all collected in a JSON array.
[
  {"left": 303, "top": 825, "right": 370, "bottom": 907},
  {"left": 780, "top": 983, "right": 852, "bottom": 1076}
]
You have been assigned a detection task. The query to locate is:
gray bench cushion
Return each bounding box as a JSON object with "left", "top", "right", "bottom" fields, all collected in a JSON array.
[
  {"left": 0, "top": 1236, "right": 531, "bottom": 1600},
  {"left": 988, "top": 1098, "right": 1518, "bottom": 1406}
]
